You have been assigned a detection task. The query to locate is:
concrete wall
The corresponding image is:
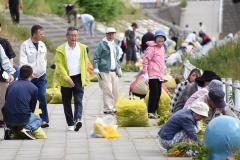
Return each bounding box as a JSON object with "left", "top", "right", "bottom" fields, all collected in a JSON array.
[{"left": 222, "top": 0, "right": 240, "bottom": 35}]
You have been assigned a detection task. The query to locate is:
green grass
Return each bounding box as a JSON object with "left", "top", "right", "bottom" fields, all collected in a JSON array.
[
  {"left": 0, "top": 14, "right": 56, "bottom": 88},
  {"left": 22, "top": 0, "right": 142, "bottom": 24},
  {"left": 23, "top": 0, "right": 74, "bottom": 16},
  {"left": 191, "top": 40, "right": 240, "bottom": 80},
  {"left": 0, "top": 15, "right": 30, "bottom": 39},
  {"left": 121, "top": 64, "right": 140, "bottom": 72}
]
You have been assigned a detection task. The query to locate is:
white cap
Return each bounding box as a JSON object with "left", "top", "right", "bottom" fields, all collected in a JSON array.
[
  {"left": 77, "top": 13, "right": 81, "bottom": 18},
  {"left": 106, "top": 27, "right": 116, "bottom": 34},
  {"left": 190, "top": 101, "right": 209, "bottom": 117}
]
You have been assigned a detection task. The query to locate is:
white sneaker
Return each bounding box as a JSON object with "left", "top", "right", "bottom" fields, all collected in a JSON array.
[
  {"left": 68, "top": 126, "right": 74, "bottom": 131},
  {"left": 20, "top": 128, "right": 36, "bottom": 140}
]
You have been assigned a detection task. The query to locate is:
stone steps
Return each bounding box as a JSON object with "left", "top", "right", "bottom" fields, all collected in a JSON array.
[
  {"left": 222, "top": 0, "right": 240, "bottom": 35},
  {"left": 4, "top": 12, "right": 104, "bottom": 58}
]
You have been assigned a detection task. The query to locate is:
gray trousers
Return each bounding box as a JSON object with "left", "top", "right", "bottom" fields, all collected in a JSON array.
[{"left": 159, "top": 131, "right": 191, "bottom": 149}]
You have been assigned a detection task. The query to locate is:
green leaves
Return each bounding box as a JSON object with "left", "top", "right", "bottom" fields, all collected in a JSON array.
[
  {"left": 167, "top": 141, "right": 209, "bottom": 159},
  {"left": 77, "top": 0, "right": 121, "bottom": 24},
  {"left": 191, "top": 40, "right": 240, "bottom": 80}
]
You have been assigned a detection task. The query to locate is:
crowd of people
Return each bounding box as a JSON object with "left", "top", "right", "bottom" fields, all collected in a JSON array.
[{"left": 0, "top": 17, "right": 236, "bottom": 160}]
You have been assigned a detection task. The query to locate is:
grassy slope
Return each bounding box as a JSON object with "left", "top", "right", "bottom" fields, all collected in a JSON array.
[{"left": 191, "top": 40, "right": 240, "bottom": 80}]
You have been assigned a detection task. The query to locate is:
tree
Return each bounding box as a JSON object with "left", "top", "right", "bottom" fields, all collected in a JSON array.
[{"left": 77, "top": 0, "right": 120, "bottom": 24}]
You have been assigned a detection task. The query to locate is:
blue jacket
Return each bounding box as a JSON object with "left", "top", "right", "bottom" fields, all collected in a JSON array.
[
  {"left": 3, "top": 79, "right": 38, "bottom": 127},
  {"left": 158, "top": 109, "right": 199, "bottom": 142}
]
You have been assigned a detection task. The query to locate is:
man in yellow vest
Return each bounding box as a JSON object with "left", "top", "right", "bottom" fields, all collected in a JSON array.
[{"left": 55, "top": 26, "right": 89, "bottom": 131}]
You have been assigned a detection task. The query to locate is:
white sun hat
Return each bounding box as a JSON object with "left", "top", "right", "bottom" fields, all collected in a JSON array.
[
  {"left": 190, "top": 101, "right": 209, "bottom": 117},
  {"left": 106, "top": 27, "right": 116, "bottom": 34}
]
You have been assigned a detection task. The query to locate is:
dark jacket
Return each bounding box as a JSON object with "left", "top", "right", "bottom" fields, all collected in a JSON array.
[
  {"left": 141, "top": 32, "right": 154, "bottom": 52},
  {"left": 125, "top": 29, "right": 136, "bottom": 47},
  {"left": 159, "top": 109, "right": 199, "bottom": 142},
  {"left": 0, "top": 37, "right": 16, "bottom": 59},
  {"left": 173, "top": 83, "right": 198, "bottom": 113},
  {"left": 3, "top": 79, "right": 38, "bottom": 127}
]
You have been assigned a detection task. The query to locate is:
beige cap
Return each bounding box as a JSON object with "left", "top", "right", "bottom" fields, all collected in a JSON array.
[
  {"left": 106, "top": 27, "right": 116, "bottom": 34},
  {"left": 190, "top": 101, "right": 209, "bottom": 117}
]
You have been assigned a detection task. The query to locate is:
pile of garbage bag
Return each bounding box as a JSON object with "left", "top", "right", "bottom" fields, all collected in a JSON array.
[
  {"left": 92, "top": 117, "right": 121, "bottom": 138},
  {"left": 46, "top": 87, "right": 62, "bottom": 104},
  {"left": 145, "top": 89, "right": 171, "bottom": 125},
  {"left": 116, "top": 96, "right": 150, "bottom": 127}
]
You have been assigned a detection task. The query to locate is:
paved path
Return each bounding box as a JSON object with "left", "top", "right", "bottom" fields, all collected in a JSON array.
[{"left": 0, "top": 72, "right": 191, "bottom": 160}]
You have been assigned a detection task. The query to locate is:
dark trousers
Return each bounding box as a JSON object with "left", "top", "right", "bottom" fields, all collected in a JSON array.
[
  {"left": 148, "top": 79, "right": 162, "bottom": 114},
  {"left": 61, "top": 74, "right": 84, "bottom": 126},
  {"left": 67, "top": 9, "right": 77, "bottom": 26},
  {"left": 31, "top": 74, "right": 49, "bottom": 123},
  {"left": 9, "top": 0, "right": 20, "bottom": 24},
  {"left": 171, "top": 36, "right": 178, "bottom": 50}
]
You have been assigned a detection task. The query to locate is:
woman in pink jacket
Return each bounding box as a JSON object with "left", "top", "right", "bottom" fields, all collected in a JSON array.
[{"left": 143, "top": 30, "right": 166, "bottom": 119}]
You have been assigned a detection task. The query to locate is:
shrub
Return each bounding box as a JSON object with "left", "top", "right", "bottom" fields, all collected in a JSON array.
[
  {"left": 180, "top": 0, "right": 187, "bottom": 8},
  {"left": 77, "top": 0, "right": 121, "bottom": 24},
  {"left": 191, "top": 40, "right": 240, "bottom": 80}
]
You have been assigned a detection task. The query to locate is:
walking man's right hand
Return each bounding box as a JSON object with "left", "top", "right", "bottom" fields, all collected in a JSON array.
[{"left": 66, "top": 78, "right": 75, "bottom": 87}]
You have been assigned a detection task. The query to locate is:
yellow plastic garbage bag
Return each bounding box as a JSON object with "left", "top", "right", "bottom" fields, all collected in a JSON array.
[
  {"left": 32, "top": 127, "right": 48, "bottom": 139},
  {"left": 46, "top": 88, "right": 55, "bottom": 103},
  {"left": 197, "top": 120, "right": 207, "bottom": 141},
  {"left": 89, "top": 74, "right": 98, "bottom": 82},
  {"left": 167, "top": 47, "right": 176, "bottom": 54},
  {"left": 116, "top": 96, "right": 150, "bottom": 127},
  {"left": 93, "top": 117, "right": 121, "bottom": 138},
  {"left": 145, "top": 89, "right": 171, "bottom": 125},
  {"left": 46, "top": 87, "right": 62, "bottom": 104},
  {"left": 163, "top": 75, "right": 176, "bottom": 89},
  {"left": 34, "top": 107, "right": 42, "bottom": 115}
]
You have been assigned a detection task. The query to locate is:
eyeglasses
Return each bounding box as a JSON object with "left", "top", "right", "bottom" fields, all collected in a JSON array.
[{"left": 67, "top": 34, "right": 77, "bottom": 37}]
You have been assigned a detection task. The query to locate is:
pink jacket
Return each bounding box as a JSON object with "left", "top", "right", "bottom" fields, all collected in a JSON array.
[{"left": 143, "top": 41, "right": 165, "bottom": 80}]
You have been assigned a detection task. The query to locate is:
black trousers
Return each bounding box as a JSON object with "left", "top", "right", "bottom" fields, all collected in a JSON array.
[
  {"left": 61, "top": 74, "right": 84, "bottom": 126},
  {"left": 9, "top": 0, "right": 20, "bottom": 24},
  {"left": 148, "top": 79, "right": 162, "bottom": 114}
]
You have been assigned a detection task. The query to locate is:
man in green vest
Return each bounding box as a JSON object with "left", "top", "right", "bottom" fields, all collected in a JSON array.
[{"left": 93, "top": 27, "right": 122, "bottom": 115}]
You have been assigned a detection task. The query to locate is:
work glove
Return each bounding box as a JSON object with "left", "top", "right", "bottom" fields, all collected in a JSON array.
[
  {"left": 94, "top": 68, "right": 102, "bottom": 80},
  {"left": 144, "top": 73, "right": 149, "bottom": 84},
  {"left": 116, "top": 68, "right": 122, "bottom": 77},
  {"left": 93, "top": 68, "right": 100, "bottom": 74}
]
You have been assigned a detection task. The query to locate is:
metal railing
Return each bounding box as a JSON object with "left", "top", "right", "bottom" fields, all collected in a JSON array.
[{"left": 183, "top": 61, "right": 240, "bottom": 114}]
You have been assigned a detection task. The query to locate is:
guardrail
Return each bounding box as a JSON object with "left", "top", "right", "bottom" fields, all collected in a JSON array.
[{"left": 183, "top": 61, "right": 240, "bottom": 114}]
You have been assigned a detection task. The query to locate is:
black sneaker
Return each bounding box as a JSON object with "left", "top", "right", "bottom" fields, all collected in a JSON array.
[
  {"left": 41, "top": 122, "right": 49, "bottom": 128},
  {"left": 20, "top": 128, "right": 36, "bottom": 140},
  {"left": 74, "top": 121, "right": 82, "bottom": 132},
  {"left": 148, "top": 113, "right": 156, "bottom": 119},
  {"left": 4, "top": 128, "right": 11, "bottom": 140},
  {"left": 103, "top": 111, "right": 113, "bottom": 115}
]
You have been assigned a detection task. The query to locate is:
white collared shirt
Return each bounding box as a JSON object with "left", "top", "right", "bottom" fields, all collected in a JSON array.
[
  {"left": 108, "top": 41, "right": 116, "bottom": 70},
  {"left": 65, "top": 43, "right": 81, "bottom": 76},
  {"left": 103, "top": 38, "right": 116, "bottom": 70}
]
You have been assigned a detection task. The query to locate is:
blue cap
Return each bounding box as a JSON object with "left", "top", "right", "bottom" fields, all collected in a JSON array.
[{"left": 154, "top": 30, "right": 166, "bottom": 41}]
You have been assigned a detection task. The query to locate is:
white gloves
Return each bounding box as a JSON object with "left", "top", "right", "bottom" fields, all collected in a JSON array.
[
  {"left": 94, "top": 68, "right": 102, "bottom": 80},
  {"left": 144, "top": 73, "right": 149, "bottom": 84},
  {"left": 93, "top": 68, "right": 100, "bottom": 74},
  {"left": 116, "top": 68, "right": 122, "bottom": 77}
]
